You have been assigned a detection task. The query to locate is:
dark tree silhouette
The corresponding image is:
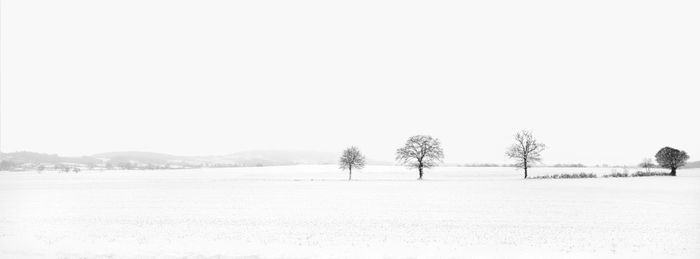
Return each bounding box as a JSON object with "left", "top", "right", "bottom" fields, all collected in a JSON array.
[
  {"left": 655, "top": 147, "right": 689, "bottom": 176},
  {"left": 339, "top": 146, "right": 366, "bottom": 180},
  {"left": 506, "top": 130, "right": 546, "bottom": 179},
  {"left": 396, "top": 135, "right": 444, "bottom": 180}
]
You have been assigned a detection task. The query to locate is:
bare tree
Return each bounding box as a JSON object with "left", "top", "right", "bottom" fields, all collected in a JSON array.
[
  {"left": 506, "top": 130, "right": 546, "bottom": 179},
  {"left": 396, "top": 135, "right": 444, "bottom": 180},
  {"left": 638, "top": 158, "right": 655, "bottom": 173},
  {"left": 0, "top": 160, "right": 16, "bottom": 171},
  {"left": 339, "top": 146, "right": 366, "bottom": 180},
  {"left": 655, "top": 147, "right": 689, "bottom": 176}
]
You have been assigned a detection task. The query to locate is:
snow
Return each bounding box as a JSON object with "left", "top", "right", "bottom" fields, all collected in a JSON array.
[{"left": 1, "top": 165, "right": 699, "bottom": 258}]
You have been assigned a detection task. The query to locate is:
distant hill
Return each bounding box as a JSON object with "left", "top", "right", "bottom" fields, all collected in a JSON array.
[
  {"left": 197, "top": 150, "right": 392, "bottom": 166},
  {"left": 197, "top": 150, "right": 337, "bottom": 166},
  {"left": 685, "top": 160, "right": 700, "bottom": 169},
  {"left": 92, "top": 150, "right": 341, "bottom": 166},
  {"left": 93, "top": 152, "right": 189, "bottom": 165},
  {"left": 0, "top": 151, "right": 100, "bottom": 164},
  {"left": 1, "top": 150, "right": 391, "bottom": 170}
]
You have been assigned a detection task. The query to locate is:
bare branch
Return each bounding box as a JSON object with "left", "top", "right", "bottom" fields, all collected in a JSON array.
[{"left": 505, "top": 130, "right": 545, "bottom": 179}]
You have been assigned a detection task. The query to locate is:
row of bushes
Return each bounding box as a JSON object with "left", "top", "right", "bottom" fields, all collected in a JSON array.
[
  {"left": 530, "top": 173, "right": 596, "bottom": 179},
  {"left": 603, "top": 171, "right": 673, "bottom": 178},
  {"left": 530, "top": 171, "right": 672, "bottom": 179}
]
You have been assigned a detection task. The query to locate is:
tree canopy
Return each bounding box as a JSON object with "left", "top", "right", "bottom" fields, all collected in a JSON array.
[
  {"left": 396, "top": 135, "right": 444, "bottom": 180},
  {"left": 655, "top": 147, "right": 689, "bottom": 176}
]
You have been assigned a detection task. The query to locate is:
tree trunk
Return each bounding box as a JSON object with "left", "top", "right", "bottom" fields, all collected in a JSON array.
[
  {"left": 418, "top": 166, "right": 423, "bottom": 180},
  {"left": 524, "top": 161, "right": 528, "bottom": 179},
  {"left": 671, "top": 167, "right": 676, "bottom": 176},
  {"left": 349, "top": 166, "right": 352, "bottom": 180}
]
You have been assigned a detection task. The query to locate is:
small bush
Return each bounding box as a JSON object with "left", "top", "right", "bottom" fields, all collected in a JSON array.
[
  {"left": 603, "top": 172, "right": 629, "bottom": 178},
  {"left": 530, "top": 173, "right": 597, "bottom": 179}
]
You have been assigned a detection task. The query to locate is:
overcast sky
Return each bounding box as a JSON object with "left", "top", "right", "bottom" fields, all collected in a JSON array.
[{"left": 1, "top": 0, "right": 698, "bottom": 165}]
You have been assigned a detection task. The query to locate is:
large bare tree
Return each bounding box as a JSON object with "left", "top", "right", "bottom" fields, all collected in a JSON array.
[
  {"left": 339, "top": 146, "right": 366, "bottom": 180},
  {"left": 655, "top": 146, "right": 689, "bottom": 176},
  {"left": 506, "top": 130, "right": 546, "bottom": 179},
  {"left": 396, "top": 135, "right": 444, "bottom": 180}
]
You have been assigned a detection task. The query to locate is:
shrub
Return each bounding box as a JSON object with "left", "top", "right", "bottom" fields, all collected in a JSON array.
[
  {"left": 631, "top": 171, "right": 672, "bottom": 177},
  {"left": 530, "top": 173, "right": 597, "bottom": 179},
  {"left": 602, "top": 171, "right": 672, "bottom": 178},
  {"left": 531, "top": 170, "right": 673, "bottom": 179},
  {"left": 603, "top": 172, "right": 629, "bottom": 178}
]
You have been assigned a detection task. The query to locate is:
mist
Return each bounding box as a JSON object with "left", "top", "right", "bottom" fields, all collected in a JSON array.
[{"left": 2, "top": 0, "right": 698, "bottom": 165}]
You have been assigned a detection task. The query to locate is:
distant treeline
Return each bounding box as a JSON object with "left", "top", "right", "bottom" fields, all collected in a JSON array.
[
  {"left": 0, "top": 151, "right": 242, "bottom": 172},
  {"left": 0, "top": 159, "right": 243, "bottom": 172},
  {"left": 458, "top": 163, "right": 617, "bottom": 168},
  {"left": 458, "top": 163, "right": 515, "bottom": 167},
  {"left": 0, "top": 150, "right": 360, "bottom": 172}
]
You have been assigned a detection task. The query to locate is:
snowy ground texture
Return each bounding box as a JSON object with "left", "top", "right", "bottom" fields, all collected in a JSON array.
[{"left": 1, "top": 165, "right": 699, "bottom": 258}]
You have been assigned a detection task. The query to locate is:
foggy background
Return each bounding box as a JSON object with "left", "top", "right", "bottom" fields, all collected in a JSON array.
[{"left": 1, "top": 0, "right": 698, "bottom": 165}]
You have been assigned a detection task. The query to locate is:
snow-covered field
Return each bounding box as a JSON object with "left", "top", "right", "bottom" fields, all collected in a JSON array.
[{"left": 1, "top": 165, "right": 699, "bottom": 258}]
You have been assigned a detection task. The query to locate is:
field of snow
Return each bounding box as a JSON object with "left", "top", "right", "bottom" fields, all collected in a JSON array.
[{"left": 1, "top": 165, "right": 699, "bottom": 258}]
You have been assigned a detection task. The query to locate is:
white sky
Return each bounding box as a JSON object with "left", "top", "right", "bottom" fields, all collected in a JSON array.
[{"left": 1, "top": 0, "right": 698, "bottom": 165}]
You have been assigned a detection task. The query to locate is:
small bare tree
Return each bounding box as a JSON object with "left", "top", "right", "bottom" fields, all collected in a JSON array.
[
  {"left": 396, "top": 135, "right": 444, "bottom": 180},
  {"left": 339, "top": 146, "right": 366, "bottom": 180},
  {"left": 506, "top": 130, "right": 546, "bottom": 179},
  {"left": 639, "top": 158, "right": 655, "bottom": 173}
]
